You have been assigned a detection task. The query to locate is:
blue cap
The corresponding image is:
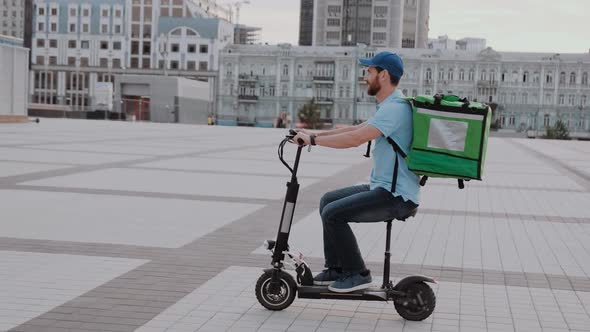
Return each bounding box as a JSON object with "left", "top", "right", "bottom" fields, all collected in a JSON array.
[{"left": 359, "top": 51, "right": 404, "bottom": 80}]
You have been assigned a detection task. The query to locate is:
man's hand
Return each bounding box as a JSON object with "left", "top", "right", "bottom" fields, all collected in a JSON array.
[
  {"left": 293, "top": 128, "right": 311, "bottom": 135},
  {"left": 292, "top": 132, "right": 311, "bottom": 146}
]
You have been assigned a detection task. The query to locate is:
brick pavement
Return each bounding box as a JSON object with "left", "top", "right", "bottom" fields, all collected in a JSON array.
[{"left": 0, "top": 119, "right": 589, "bottom": 332}]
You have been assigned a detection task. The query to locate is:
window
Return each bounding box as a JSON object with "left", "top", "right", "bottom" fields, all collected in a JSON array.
[
  {"left": 459, "top": 69, "right": 465, "bottom": 81},
  {"left": 115, "top": 9, "right": 121, "bottom": 17},
  {"left": 198, "top": 61, "right": 208, "bottom": 71},
  {"left": 38, "top": 7, "right": 45, "bottom": 15},
  {"left": 282, "top": 64, "right": 289, "bottom": 76},
  {"left": 187, "top": 44, "right": 196, "bottom": 53},
  {"left": 69, "top": 8, "right": 76, "bottom": 16},
  {"left": 170, "top": 60, "right": 179, "bottom": 69},
  {"left": 171, "top": 43, "right": 179, "bottom": 52},
  {"left": 49, "top": 39, "right": 57, "bottom": 48},
  {"left": 327, "top": 5, "right": 341, "bottom": 16},
  {"left": 82, "top": 24, "right": 89, "bottom": 33},
  {"left": 187, "top": 61, "right": 196, "bottom": 70},
  {"left": 545, "top": 94, "right": 552, "bottom": 104},
  {"left": 568, "top": 94, "right": 575, "bottom": 105},
  {"left": 36, "top": 56, "right": 44, "bottom": 65},
  {"left": 327, "top": 18, "right": 340, "bottom": 26},
  {"left": 142, "top": 58, "right": 150, "bottom": 68},
  {"left": 37, "top": 22, "right": 44, "bottom": 31},
  {"left": 582, "top": 95, "right": 587, "bottom": 106},
  {"left": 101, "top": 24, "right": 108, "bottom": 33},
  {"left": 50, "top": 8, "right": 57, "bottom": 15},
  {"left": 438, "top": 69, "right": 444, "bottom": 81},
  {"left": 67, "top": 57, "right": 76, "bottom": 66},
  {"left": 583, "top": 72, "right": 588, "bottom": 85},
  {"left": 142, "top": 42, "right": 150, "bottom": 54},
  {"left": 373, "top": 19, "right": 387, "bottom": 28},
  {"left": 559, "top": 71, "right": 566, "bottom": 84},
  {"left": 100, "top": 58, "right": 108, "bottom": 67},
  {"left": 113, "top": 41, "right": 121, "bottom": 50},
  {"left": 326, "top": 31, "right": 340, "bottom": 39},
  {"left": 50, "top": 23, "right": 57, "bottom": 32},
  {"left": 80, "top": 57, "right": 88, "bottom": 66},
  {"left": 468, "top": 70, "right": 475, "bottom": 81},
  {"left": 49, "top": 56, "right": 57, "bottom": 65},
  {"left": 102, "top": 9, "right": 108, "bottom": 17},
  {"left": 69, "top": 23, "right": 76, "bottom": 33},
  {"left": 480, "top": 70, "right": 486, "bottom": 81},
  {"left": 372, "top": 32, "right": 386, "bottom": 41},
  {"left": 36, "top": 39, "right": 45, "bottom": 47},
  {"left": 130, "top": 58, "right": 139, "bottom": 68},
  {"left": 546, "top": 71, "right": 553, "bottom": 84},
  {"left": 83, "top": 8, "right": 89, "bottom": 16},
  {"left": 523, "top": 71, "right": 528, "bottom": 83},
  {"left": 343, "top": 65, "right": 349, "bottom": 80},
  {"left": 100, "top": 41, "right": 108, "bottom": 50},
  {"left": 80, "top": 40, "right": 89, "bottom": 49},
  {"left": 374, "top": 6, "right": 388, "bottom": 16},
  {"left": 448, "top": 69, "right": 454, "bottom": 81},
  {"left": 570, "top": 72, "right": 576, "bottom": 84},
  {"left": 68, "top": 40, "right": 76, "bottom": 48},
  {"left": 113, "top": 59, "right": 121, "bottom": 68},
  {"left": 522, "top": 93, "right": 528, "bottom": 104},
  {"left": 114, "top": 25, "right": 121, "bottom": 34}
]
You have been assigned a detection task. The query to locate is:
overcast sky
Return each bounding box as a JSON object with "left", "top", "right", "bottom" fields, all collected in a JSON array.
[{"left": 236, "top": 0, "right": 589, "bottom": 53}]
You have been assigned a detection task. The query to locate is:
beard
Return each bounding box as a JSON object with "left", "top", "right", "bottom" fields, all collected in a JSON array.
[{"left": 367, "top": 79, "right": 381, "bottom": 96}]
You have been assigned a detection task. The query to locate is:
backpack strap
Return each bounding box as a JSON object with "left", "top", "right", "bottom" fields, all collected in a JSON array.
[{"left": 386, "top": 137, "right": 406, "bottom": 193}]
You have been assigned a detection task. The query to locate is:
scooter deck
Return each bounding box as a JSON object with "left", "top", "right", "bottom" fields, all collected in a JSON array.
[{"left": 298, "top": 285, "right": 402, "bottom": 301}]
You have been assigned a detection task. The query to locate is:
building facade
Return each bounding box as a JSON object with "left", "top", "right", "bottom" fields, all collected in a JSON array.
[
  {"left": 218, "top": 44, "right": 590, "bottom": 134},
  {"left": 29, "top": 0, "right": 233, "bottom": 121},
  {"left": 234, "top": 24, "right": 260, "bottom": 45},
  {"left": 298, "top": 0, "right": 313, "bottom": 46},
  {"left": 305, "top": 0, "right": 429, "bottom": 48},
  {"left": 1, "top": 0, "right": 24, "bottom": 38}
]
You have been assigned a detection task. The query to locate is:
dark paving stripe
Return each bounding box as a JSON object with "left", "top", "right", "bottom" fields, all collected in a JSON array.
[
  {"left": 426, "top": 181, "right": 587, "bottom": 193},
  {"left": 4, "top": 184, "right": 276, "bottom": 205}
]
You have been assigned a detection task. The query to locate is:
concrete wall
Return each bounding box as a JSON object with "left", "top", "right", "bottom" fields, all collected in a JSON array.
[{"left": 0, "top": 43, "right": 29, "bottom": 120}]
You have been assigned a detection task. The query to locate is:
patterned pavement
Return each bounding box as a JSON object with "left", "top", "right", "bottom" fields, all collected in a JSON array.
[{"left": 0, "top": 118, "right": 589, "bottom": 332}]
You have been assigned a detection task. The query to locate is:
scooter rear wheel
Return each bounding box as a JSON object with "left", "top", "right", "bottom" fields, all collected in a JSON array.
[
  {"left": 255, "top": 270, "right": 297, "bottom": 311},
  {"left": 394, "top": 281, "right": 436, "bottom": 321}
]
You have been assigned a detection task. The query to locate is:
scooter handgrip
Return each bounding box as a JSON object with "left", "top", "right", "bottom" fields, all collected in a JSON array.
[
  {"left": 289, "top": 129, "right": 297, "bottom": 136},
  {"left": 297, "top": 138, "right": 304, "bottom": 145}
]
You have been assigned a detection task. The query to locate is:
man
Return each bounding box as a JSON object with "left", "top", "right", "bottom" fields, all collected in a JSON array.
[{"left": 293, "top": 51, "right": 420, "bottom": 293}]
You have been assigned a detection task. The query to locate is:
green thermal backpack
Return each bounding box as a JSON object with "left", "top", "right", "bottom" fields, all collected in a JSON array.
[{"left": 366, "top": 94, "right": 492, "bottom": 190}]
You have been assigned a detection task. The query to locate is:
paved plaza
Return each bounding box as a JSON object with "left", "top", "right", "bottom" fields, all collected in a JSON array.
[{"left": 1, "top": 118, "right": 590, "bottom": 332}]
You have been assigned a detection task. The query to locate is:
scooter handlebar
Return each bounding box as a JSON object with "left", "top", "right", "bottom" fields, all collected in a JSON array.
[{"left": 286, "top": 129, "right": 305, "bottom": 145}]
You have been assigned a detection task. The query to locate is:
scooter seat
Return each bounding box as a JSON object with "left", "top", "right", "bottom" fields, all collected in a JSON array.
[{"left": 395, "top": 207, "right": 418, "bottom": 222}]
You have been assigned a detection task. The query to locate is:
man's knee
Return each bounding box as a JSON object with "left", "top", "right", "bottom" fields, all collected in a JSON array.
[
  {"left": 320, "top": 202, "right": 341, "bottom": 225},
  {"left": 319, "top": 192, "right": 333, "bottom": 215}
]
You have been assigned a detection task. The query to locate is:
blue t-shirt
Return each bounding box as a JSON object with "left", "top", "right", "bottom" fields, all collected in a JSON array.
[{"left": 367, "top": 89, "right": 420, "bottom": 204}]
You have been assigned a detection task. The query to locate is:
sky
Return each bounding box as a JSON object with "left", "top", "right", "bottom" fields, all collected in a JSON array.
[{"left": 235, "top": 0, "right": 590, "bottom": 53}]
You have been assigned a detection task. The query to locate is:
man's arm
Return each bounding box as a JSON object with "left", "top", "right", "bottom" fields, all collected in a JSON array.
[
  {"left": 316, "top": 121, "right": 368, "bottom": 137},
  {"left": 314, "top": 124, "right": 382, "bottom": 149}
]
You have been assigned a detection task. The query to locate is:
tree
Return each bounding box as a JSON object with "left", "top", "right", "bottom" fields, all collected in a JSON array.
[
  {"left": 298, "top": 99, "right": 321, "bottom": 129},
  {"left": 543, "top": 120, "right": 570, "bottom": 140}
]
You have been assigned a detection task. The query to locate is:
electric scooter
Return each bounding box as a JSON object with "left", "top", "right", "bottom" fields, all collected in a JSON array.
[{"left": 254, "top": 130, "right": 437, "bottom": 321}]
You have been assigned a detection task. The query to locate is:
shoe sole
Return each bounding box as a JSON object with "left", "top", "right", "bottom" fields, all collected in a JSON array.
[
  {"left": 328, "top": 281, "right": 372, "bottom": 293},
  {"left": 313, "top": 280, "right": 333, "bottom": 286}
]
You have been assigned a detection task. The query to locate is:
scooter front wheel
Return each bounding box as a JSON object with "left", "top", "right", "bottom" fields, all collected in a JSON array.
[
  {"left": 394, "top": 281, "right": 436, "bottom": 321},
  {"left": 255, "top": 270, "right": 297, "bottom": 311}
]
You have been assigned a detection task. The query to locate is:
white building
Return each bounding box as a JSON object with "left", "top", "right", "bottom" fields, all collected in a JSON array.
[
  {"left": 306, "top": 0, "right": 430, "bottom": 48},
  {"left": 428, "top": 35, "right": 486, "bottom": 53},
  {"left": 29, "top": 0, "right": 233, "bottom": 121},
  {"left": 218, "top": 44, "right": 590, "bottom": 133},
  {"left": 0, "top": 0, "right": 25, "bottom": 38},
  {"left": 0, "top": 35, "right": 29, "bottom": 122}
]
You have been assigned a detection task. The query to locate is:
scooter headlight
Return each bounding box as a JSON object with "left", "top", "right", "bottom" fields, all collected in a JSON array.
[{"left": 263, "top": 240, "right": 276, "bottom": 250}]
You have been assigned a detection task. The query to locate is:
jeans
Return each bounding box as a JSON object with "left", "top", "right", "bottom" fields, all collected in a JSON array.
[{"left": 319, "top": 184, "right": 418, "bottom": 272}]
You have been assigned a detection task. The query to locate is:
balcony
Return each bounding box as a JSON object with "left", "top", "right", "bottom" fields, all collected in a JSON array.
[
  {"left": 477, "top": 80, "right": 498, "bottom": 88},
  {"left": 238, "top": 95, "right": 258, "bottom": 103},
  {"left": 313, "top": 76, "right": 334, "bottom": 84},
  {"left": 313, "top": 97, "right": 334, "bottom": 105},
  {"left": 238, "top": 74, "right": 258, "bottom": 82}
]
